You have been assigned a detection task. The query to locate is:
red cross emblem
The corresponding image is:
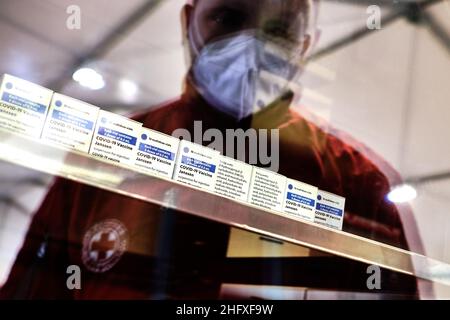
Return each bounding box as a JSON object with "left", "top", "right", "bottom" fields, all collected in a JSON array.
[{"left": 82, "top": 219, "right": 128, "bottom": 273}]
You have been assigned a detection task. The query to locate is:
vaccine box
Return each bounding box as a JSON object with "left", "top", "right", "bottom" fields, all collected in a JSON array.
[
  {"left": 314, "top": 190, "right": 346, "bottom": 230},
  {"left": 0, "top": 74, "right": 53, "bottom": 138},
  {"left": 282, "top": 179, "right": 318, "bottom": 222},
  {"left": 41, "top": 93, "right": 99, "bottom": 153},
  {"left": 248, "top": 167, "right": 286, "bottom": 212},
  {"left": 89, "top": 110, "right": 141, "bottom": 166},
  {"left": 213, "top": 155, "right": 253, "bottom": 203},
  {"left": 173, "top": 140, "right": 220, "bottom": 191},
  {"left": 133, "top": 128, "right": 180, "bottom": 179}
]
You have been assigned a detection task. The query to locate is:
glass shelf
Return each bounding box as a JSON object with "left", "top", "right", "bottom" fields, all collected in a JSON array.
[{"left": 1, "top": 128, "right": 450, "bottom": 287}]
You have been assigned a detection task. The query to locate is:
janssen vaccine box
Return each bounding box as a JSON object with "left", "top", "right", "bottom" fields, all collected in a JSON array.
[
  {"left": 314, "top": 190, "right": 346, "bottom": 230},
  {"left": 0, "top": 74, "right": 53, "bottom": 138},
  {"left": 41, "top": 93, "right": 99, "bottom": 153},
  {"left": 133, "top": 127, "right": 180, "bottom": 179},
  {"left": 89, "top": 110, "right": 141, "bottom": 166},
  {"left": 248, "top": 167, "right": 287, "bottom": 212},
  {"left": 173, "top": 140, "right": 220, "bottom": 191},
  {"left": 282, "top": 179, "right": 318, "bottom": 222},
  {"left": 213, "top": 155, "right": 253, "bottom": 203}
]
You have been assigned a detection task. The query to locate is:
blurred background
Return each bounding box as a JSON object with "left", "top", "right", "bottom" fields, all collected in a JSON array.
[{"left": 0, "top": 0, "right": 449, "bottom": 298}]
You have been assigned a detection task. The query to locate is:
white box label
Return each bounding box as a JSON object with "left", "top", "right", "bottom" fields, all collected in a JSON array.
[
  {"left": 41, "top": 93, "right": 99, "bottom": 153},
  {"left": 283, "top": 179, "right": 318, "bottom": 221},
  {"left": 133, "top": 128, "right": 180, "bottom": 179},
  {"left": 89, "top": 110, "right": 141, "bottom": 165},
  {"left": 314, "top": 190, "right": 346, "bottom": 230},
  {"left": 173, "top": 140, "right": 220, "bottom": 191},
  {"left": 0, "top": 74, "right": 53, "bottom": 137},
  {"left": 213, "top": 156, "right": 253, "bottom": 202},
  {"left": 248, "top": 167, "right": 286, "bottom": 212}
]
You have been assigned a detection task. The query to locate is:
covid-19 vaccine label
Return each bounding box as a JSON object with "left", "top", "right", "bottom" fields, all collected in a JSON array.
[
  {"left": 41, "top": 93, "right": 99, "bottom": 153},
  {"left": 283, "top": 179, "right": 318, "bottom": 222},
  {"left": 89, "top": 110, "right": 141, "bottom": 166},
  {"left": 173, "top": 140, "right": 220, "bottom": 191},
  {"left": 248, "top": 167, "right": 286, "bottom": 212},
  {"left": 314, "top": 190, "right": 346, "bottom": 230},
  {"left": 213, "top": 156, "right": 253, "bottom": 203},
  {"left": 133, "top": 128, "right": 180, "bottom": 179},
  {"left": 0, "top": 74, "right": 53, "bottom": 138}
]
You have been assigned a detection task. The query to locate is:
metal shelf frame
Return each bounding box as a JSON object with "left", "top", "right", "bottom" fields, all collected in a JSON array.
[{"left": 1, "top": 129, "right": 450, "bottom": 287}]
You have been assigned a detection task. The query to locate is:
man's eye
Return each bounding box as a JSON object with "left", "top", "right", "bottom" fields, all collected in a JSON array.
[
  {"left": 211, "top": 9, "right": 246, "bottom": 29},
  {"left": 263, "top": 20, "right": 292, "bottom": 39}
]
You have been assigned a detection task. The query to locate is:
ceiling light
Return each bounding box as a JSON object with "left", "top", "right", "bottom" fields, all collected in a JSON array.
[
  {"left": 387, "top": 184, "right": 417, "bottom": 203},
  {"left": 119, "top": 78, "right": 139, "bottom": 103},
  {"left": 72, "top": 68, "right": 105, "bottom": 90}
]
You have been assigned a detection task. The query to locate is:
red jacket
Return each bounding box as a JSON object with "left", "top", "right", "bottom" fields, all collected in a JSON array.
[{"left": 0, "top": 89, "right": 423, "bottom": 299}]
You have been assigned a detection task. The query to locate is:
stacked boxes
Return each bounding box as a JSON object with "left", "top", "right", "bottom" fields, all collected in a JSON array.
[{"left": 0, "top": 73, "right": 347, "bottom": 230}]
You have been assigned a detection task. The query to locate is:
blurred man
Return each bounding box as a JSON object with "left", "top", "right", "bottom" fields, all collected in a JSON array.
[{"left": 1, "top": 0, "right": 424, "bottom": 299}]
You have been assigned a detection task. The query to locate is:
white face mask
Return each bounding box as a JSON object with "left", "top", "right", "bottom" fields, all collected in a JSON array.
[{"left": 191, "top": 30, "right": 303, "bottom": 120}]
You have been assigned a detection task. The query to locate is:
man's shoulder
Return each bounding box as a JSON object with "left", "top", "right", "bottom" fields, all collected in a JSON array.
[{"left": 286, "top": 107, "right": 402, "bottom": 186}]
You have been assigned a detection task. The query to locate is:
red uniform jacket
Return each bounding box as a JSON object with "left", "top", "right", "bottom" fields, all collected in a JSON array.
[{"left": 0, "top": 89, "right": 423, "bottom": 299}]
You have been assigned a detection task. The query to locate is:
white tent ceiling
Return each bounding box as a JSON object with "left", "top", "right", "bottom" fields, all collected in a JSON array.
[{"left": 0, "top": 0, "right": 449, "bottom": 296}]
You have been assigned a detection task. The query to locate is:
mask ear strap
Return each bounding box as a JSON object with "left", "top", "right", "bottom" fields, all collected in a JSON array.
[
  {"left": 188, "top": 18, "right": 202, "bottom": 57},
  {"left": 311, "top": 28, "right": 321, "bottom": 52},
  {"left": 305, "top": 0, "right": 322, "bottom": 57}
]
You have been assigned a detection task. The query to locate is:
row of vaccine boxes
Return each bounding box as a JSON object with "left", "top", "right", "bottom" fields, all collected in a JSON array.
[{"left": 0, "top": 74, "right": 345, "bottom": 230}]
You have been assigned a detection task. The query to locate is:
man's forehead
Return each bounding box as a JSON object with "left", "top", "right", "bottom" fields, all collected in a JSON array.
[{"left": 194, "top": 0, "right": 309, "bottom": 18}]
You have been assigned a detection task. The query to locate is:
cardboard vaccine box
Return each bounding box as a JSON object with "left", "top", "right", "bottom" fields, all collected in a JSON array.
[
  {"left": 133, "top": 127, "right": 180, "bottom": 179},
  {"left": 248, "top": 167, "right": 286, "bottom": 212},
  {"left": 282, "top": 178, "right": 318, "bottom": 222},
  {"left": 41, "top": 93, "right": 99, "bottom": 153},
  {"left": 314, "top": 190, "right": 346, "bottom": 230},
  {"left": 89, "top": 110, "right": 142, "bottom": 166},
  {"left": 0, "top": 74, "right": 53, "bottom": 138},
  {"left": 213, "top": 155, "right": 253, "bottom": 203},
  {"left": 173, "top": 140, "right": 220, "bottom": 191}
]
